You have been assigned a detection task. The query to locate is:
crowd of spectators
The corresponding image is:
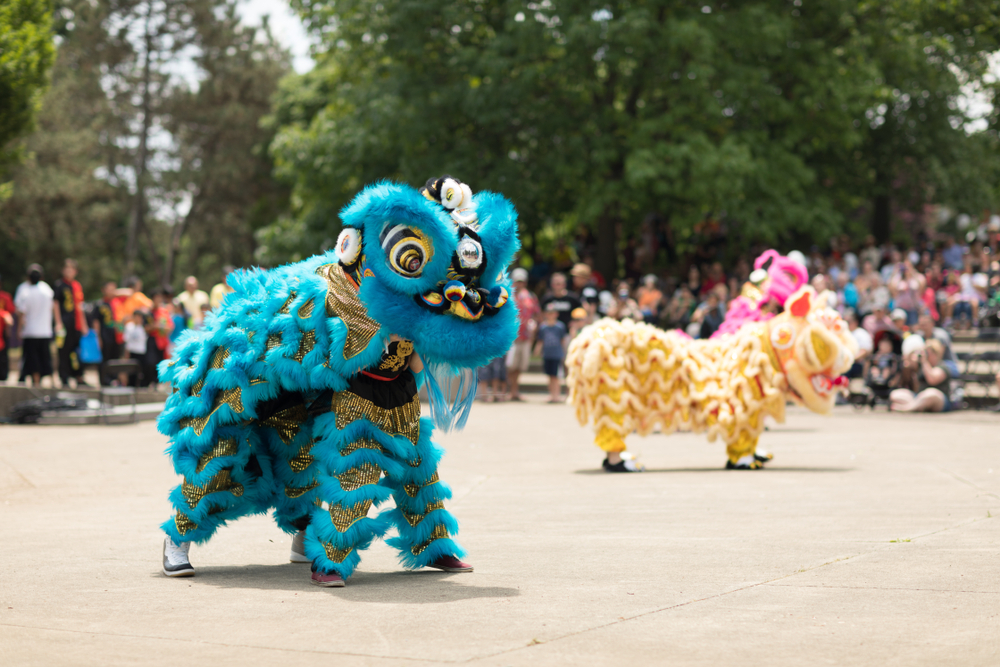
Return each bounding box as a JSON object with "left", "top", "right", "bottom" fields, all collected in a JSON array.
[
  {"left": 4, "top": 227, "right": 998, "bottom": 412},
  {"left": 481, "top": 227, "right": 1000, "bottom": 410},
  {"left": 0, "top": 261, "right": 235, "bottom": 389}
]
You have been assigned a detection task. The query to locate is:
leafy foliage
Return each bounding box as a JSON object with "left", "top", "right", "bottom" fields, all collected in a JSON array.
[
  {"left": 0, "top": 0, "right": 54, "bottom": 193},
  {"left": 267, "top": 0, "right": 1000, "bottom": 278},
  {"left": 0, "top": 0, "right": 290, "bottom": 294}
]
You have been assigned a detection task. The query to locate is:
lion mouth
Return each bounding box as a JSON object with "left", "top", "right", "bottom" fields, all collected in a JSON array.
[
  {"left": 810, "top": 373, "right": 847, "bottom": 397},
  {"left": 415, "top": 268, "right": 509, "bottom": 321}
]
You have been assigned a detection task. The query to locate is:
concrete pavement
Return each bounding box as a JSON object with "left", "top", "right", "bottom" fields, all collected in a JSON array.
[{"left": 1, "top": 400, "right": 998, "bottom": 665}]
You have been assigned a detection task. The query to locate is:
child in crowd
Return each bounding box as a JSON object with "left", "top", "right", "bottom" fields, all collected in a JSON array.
[
  {"left": 866, "top": 330, "right": 901, "bottom": 407},
  {"left": 535, "top": 304, "right": 568, "bottom": 403},
  {"left": 124, "top": 312, "right": 148, "bottom": 359}
]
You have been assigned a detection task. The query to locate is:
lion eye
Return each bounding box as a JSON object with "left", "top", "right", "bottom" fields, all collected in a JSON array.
[{"left": 382, "top": 224, "right": 432, "bottom": 277}]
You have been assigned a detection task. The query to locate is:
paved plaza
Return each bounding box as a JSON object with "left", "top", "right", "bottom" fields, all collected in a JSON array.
[{"left": 1, "top": 400, "right": 998, "bottom": 666}]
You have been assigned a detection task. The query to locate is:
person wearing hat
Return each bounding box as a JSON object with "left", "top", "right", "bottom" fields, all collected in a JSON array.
[
  {"left": 505, "top": 267, "right": 540, "bottom": 401},
  {"left": 890, "top": 308, "right": 910, "bottom": 334},
  {"left": 569, "top": 263, "right": 592, "bottom": 292},
  {"left": 862, "top": 301, "right": 895, "bottom": 337}
]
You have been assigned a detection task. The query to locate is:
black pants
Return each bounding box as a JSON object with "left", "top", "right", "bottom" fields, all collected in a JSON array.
[
  {"left": 0, "top": 346, "right": 8, "bottom": 383},
  {"left": 99, "top": 339, "right": 123, "bottom": 386},
  {"left": 58, "top": 328, "right": 83, "bottom": 383}
]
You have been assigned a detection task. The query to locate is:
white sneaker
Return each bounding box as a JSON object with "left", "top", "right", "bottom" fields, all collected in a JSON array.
[
  {"left": 162, "top": 537, "right": 195, "bottom": 577},
  {"left": 290, "top": 530, "right": 311, "bottom": 563}
]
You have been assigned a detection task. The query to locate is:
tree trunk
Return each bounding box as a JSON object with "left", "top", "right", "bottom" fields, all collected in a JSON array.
[
  {"left": 595, "top": 212, "right": 618, "bottom": 284},
  {"left": 125, "top": 3, "right": 154, "bottom": 278},
  {"left": 872, "top": 192, "right": 891, "bottom": 244},
  {"left": 164, "top": 196, "right": 197, "bottom": 287}
]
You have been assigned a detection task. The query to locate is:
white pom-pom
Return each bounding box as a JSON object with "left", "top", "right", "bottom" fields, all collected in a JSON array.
[
  {"left": 440, "top": 178, "right": 465, "bottom": 209},
  {"left": 336, "top": 227, "right": 362, "bottom": 265}
]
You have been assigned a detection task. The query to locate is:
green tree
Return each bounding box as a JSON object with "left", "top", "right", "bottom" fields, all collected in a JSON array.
[
  {"left": 268, "top": 0, "right": 1000, "bottom": 278},
  {"left": 1, "top": 0, "right": 291, "bottom": 294},
  {"left": 0, "top": 0, "right": 128, "bottom": 290},
  {"left": 0, "top": 0, "right": 54, "bottom": 198},
  {"left": 163, "top": 6, "right": 292, "bottom": 285}
]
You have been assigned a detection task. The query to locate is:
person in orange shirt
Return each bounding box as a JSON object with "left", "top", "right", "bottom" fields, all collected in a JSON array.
[{"left": 118, "top": 276, "right": 153, "bottom": 319}]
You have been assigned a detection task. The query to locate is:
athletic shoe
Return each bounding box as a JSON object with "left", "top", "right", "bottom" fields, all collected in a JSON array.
[
  {"left": 602, "top": 457, "right": 644, "bottom": 473},
  {"left": 290, "top": 530, "right": 311, "bottom": 563},
  {"left": 725, "top": 458, "right": 763, "bottom": 470},
  {"left": 311, "top": 570, "right": 345, "bottom": 587},
  {"left": 753, "top": 450, "right": 774, "bottom": 463},
  {"left": 162, "top": 537, "right": 195, "bottom": 577},
  {"left": 428, "top": 555, "right": 474, "bottom": 572}
]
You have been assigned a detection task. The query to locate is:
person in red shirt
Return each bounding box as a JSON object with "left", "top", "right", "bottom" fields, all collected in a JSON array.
[
  {"left": 53, "top": 259, "right": 90, "bottom": 387},
  {"left": 0, "top": 274, "right": 14, "bottom": 383},
  {"left": 144, "top": 290, "right": 175, "bottom": 387},
  {"left": 505, "top": 268, "right": 540, "bottom": 401}
]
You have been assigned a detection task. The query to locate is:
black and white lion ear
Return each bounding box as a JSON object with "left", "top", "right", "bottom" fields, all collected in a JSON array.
[{"left": 336, "top": 227, "right": 362, "bottom": 265}]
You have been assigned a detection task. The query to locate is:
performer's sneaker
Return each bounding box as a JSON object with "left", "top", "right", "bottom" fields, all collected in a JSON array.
[
  {"left": 753, "top": 450, "right": 774, "bottom": 464},
  {"left": 162, "top": 537, "right": 195, "bottom": 577},
  {"left": 290, "top": 530, "right": 311, "bottom": 563},
  {"left": 311, "top": 570, "right": 345, "bottom": 587},
  {"left": 726, "top": 455, "right": 763, "bottom": 470},
  {"left": 602, "top": 456, "right": 644, "bottom": 473},
  {"left": 428, "top": 555, "right": 474, "bottom": 573}
]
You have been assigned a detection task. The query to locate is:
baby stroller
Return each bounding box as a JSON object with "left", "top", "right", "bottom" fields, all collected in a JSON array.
[{"left": 864, "top": 330, "right": 902, "bottom": 409}]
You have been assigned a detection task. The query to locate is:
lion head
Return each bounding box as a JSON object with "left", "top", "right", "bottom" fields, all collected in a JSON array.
[{"left": 765, "top": 286, "right": 859, "bottom": 414}]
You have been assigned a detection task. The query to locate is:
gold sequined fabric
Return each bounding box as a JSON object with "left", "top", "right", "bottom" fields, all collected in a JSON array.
[
  {"left": 293, "top": 330, "right": 317, "bottom": 362},
  {"left": 258, "top": 333, "right": 282, "bottom": 361},
  {"left": 288, "top": 440, "right": 316, "bottom": 473},
  {"left": 323, "top": 543, "right": 353, "bottom": 563},
  {"left": 182, "top": 469, "right": 244, "bottom": 508},
  {"left": 210, "top": 346, "right": 230, "bottom": 370},
  {"left": 332, "top": 391, "right": 420, "bottom": 444},
  {"left": 179, "top": 387, "right": 244, "bottom": 436},
  {"left": 330, "top": 499, "right": 373, "bottom": 532},
  {"left": 284, "top": 481, "right": 319, "bottom": 499},
  {"left": 175, "top": 512, "right": 197, "bottom": 536},
  {"left": 277, "top": 291, "right": 297, "bottom": 315},
  {"left": 403, "top": 472, "right": 439, "bottom": 498},
  {"left": 261, "top": 403, "right": 308, "bottom": 445},
  {"left": 410, "top": 524, "right": 450, "bottom": 556},
  {"left": 297, "top": 300, "right": 315, "bottom": 319},
  {"left": 315, "top": 263, "right": 381, "bottom": 359},
  {"left": 191, "top": 379, "right": 204, "bottom": 397},
  {"left": 402, "top": 500, "right": 445, "bottom": 527},
  {"left": 336, "top": 463, "right": 382, "bottom": 492},
  {"left": 339, "top": 437, "right": 389, "bottom": 456},
  {"left": 195, "top": 437, "right": 240, "bottom": 473}
]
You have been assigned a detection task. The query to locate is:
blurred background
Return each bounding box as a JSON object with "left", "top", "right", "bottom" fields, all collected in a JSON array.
[{"left": 2, "top": 0, "right": 999, "bottom": 293}]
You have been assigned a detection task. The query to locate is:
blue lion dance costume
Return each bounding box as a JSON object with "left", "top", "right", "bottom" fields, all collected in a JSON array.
[{"left": 158, "top": 176, "right": 519, "bottom": 586}]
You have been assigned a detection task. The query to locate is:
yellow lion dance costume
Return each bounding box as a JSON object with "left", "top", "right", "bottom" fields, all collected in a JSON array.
[{"left": 566, "top": 287, "right": 858, "bottom": 470}]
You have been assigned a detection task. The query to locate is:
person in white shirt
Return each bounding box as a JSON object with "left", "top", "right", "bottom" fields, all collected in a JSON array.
[
  {"left": 124, "top": 312, "right": 148, "bottom": 357},
  {"left": 175, "top": 276, "right": 210, "bottom": 327},
  {"left": 14, "top": 263, "right": 61, "bottom": 386}
]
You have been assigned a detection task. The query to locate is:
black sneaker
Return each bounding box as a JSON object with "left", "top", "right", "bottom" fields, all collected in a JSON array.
[
  {"left": 602, "top": 457, "right": 644, "bottom": 473},
  {"left": 753, "top": 450, "right": 773, "bottom": 464},
  {"left": 725, "top": 459, "right": 763, "bottom": 470},
  {"left": 162, "top": 537, "right": 195, "bottom": 577}
]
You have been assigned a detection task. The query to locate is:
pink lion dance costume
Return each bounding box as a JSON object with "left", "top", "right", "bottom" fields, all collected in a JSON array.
[{"left": 713, "top": 249, "right": 809, "bottom": 337}]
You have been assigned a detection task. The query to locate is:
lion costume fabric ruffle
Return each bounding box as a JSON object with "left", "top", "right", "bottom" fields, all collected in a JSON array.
[
  {"left": 566, "top": 285, "right": 858, "bottom": 468},
  {"left": 157, "top": 177, "right": 519, "bottom": 578}
]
